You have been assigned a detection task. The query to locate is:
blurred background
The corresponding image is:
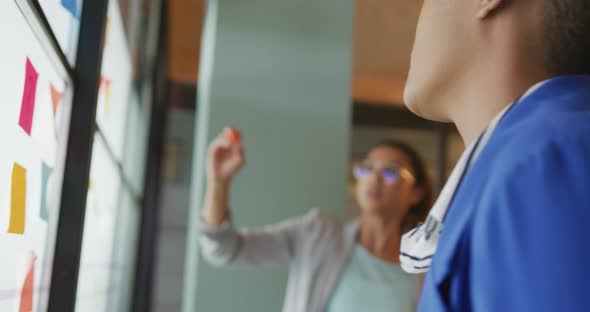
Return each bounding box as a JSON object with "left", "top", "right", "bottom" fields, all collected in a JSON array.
[
  {"left": 0, "top": 0, "right": 463, "bottom": 311},
  {"left": 156, "top": 0, "right": 463, "bottom": 311}
]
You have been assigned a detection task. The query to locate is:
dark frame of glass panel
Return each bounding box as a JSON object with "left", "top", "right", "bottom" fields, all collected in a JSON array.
[
  {"left": 38, "top": 0, "right": 169, "bottom": 310},
  {"left": 46, "top": 0, "right": 110, "bottom": 310},
  {"left": 131, "top": 3, "right": 169, "bottom": 310}
]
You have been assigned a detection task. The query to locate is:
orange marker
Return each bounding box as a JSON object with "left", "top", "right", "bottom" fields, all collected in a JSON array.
[{"left": 227, "top": 128, "right": 241, "bottom": 144}]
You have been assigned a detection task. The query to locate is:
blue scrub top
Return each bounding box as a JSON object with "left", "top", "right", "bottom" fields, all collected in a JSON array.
[{"left": 419, "top": 75, "right": 590, "bottom": 312}]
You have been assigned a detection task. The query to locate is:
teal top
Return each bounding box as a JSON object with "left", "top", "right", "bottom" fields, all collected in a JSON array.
[{"left": 326, "top": 244, "right": 418, "bottom": 312}]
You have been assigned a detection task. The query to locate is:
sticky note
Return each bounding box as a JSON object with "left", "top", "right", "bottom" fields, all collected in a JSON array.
[
  {"left": 100, "top": 76, "right": 112, "bottom": 116},
  {"left": 40, "top": 163, "right": 53, "bottom": 222},
  {"left": 50, "top": 84, "right": 63, "bottom": 115},
  {"left": 9, "top": 163, "right": 27, "bottom": 234},
  {"left": 19, "top": 252, "right": 36, "bottom": 312},
  {"left": 87, "top": 180, "right": 98, "bottom": 215},
  {"left": 104, "top": 17, "right": 111, "bottom": 47},
  {"left": 19, "top": 58, "right": 39, "bottom": 136},
  {"left": 61, "top": 0, "right": 78, "bottom": 18},
  {"left": 50, "top": 84, "right": 63, "bottom": 139}
]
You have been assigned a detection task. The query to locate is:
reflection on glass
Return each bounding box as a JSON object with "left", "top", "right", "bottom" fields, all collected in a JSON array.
[
  {"left": 121, "top": 91, "right": 150, "bottom": 195},
  {"left": 96, "top": 0, "right": 133, "bottom": 161},
  {"left": 118, "top": 0, "right": 156, "bottom": 85},
  {"left": 37, "top": 0, "right": 83, "bottom": 64},
  {"left": 76, "top": 134, "right": 122, "bottom": 312},
  {"left": 107, "top": 188, "right": 140, "bottom": 311}
]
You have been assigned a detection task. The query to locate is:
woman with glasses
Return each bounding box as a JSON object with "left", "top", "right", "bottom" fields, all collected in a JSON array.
[{"left": 200, "top": 128, "right": 433, "bottom": 312}]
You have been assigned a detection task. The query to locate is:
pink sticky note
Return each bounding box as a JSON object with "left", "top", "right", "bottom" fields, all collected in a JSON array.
[{"left": 19, "top": 58, "right": 39, "bottom": 136}]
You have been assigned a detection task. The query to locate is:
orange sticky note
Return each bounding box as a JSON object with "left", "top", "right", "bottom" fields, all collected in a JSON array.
[
  {"left": 49, "top": 84, "right": 63, "bottom": 115},
  {"left": 9, "top": 163, "right": 27, "bottom": 234},
  {"left": 50, "top": 84, "right": 63, "bottom": 139},
  {"left": 100, "top": 76, "right": 112, "bottom": 116},
  {"left": 19, "top": 252, "right": 37, "bottom": 312},
  {"left": 104, "top": 17, "right": 110, "bottom": 46}
]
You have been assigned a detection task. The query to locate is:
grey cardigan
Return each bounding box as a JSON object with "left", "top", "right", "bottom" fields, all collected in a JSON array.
[{"left": 199, "top": 209, "right": 359, "bottom": 312}]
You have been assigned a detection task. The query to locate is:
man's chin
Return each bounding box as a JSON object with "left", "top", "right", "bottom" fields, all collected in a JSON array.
[
  {"left": 404, "top": 88, "right": 451, "bottom": 123},
  {"left": 404, "top": 99, "right": 423, "bottom": 118},
  {"left": 403, "top": 88, "right": 426, "bottom": 118}
]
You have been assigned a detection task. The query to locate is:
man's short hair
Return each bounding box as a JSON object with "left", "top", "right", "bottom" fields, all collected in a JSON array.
[{"left": 544, "top": 0, "right": 590, "bottom": 75}]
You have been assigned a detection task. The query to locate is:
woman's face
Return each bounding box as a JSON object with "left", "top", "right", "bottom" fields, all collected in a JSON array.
[{"left": 355, "top": 146, "right": 423, "bottom": 219}]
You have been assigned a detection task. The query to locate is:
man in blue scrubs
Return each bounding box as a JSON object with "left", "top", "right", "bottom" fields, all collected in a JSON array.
[{"left": 400, "top": 0, "right": 590, "bottom": 311}]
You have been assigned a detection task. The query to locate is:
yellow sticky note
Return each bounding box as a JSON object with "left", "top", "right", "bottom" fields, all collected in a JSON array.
[{"left": 9, "top": 163, "right": 27, "bottom": 234}]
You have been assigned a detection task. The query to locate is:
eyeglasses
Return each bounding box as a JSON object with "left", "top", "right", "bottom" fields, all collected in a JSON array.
[{"left": 353, "top": 162, "right": 416, "bottom": 184}]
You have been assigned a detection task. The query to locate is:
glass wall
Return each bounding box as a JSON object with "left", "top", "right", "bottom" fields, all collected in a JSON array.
[
  {"left": 37, "top": 0, "right": 83, "bottom": 64},
  {"left": 0, "top": 0, "right": 163, "bottom": 311},
  {"left": 75, "top": 0, "right": 161, "bottom": 311},
  {"left": 0, "top": 1, "right": 74, "bottom": 311}
]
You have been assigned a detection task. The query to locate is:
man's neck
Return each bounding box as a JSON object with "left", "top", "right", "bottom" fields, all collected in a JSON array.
[
  {"left": 450, "top": 71, "right": 551, "bottom": 146},
  {"left": 359, "top": 213, "right": 401, "bottom": 262}
]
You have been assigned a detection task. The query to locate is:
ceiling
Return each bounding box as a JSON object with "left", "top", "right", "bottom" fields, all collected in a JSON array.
[
  {"left": 168, "top": 0, "right": 421, "bottom": 106},
  {"left": 352, "top": 0, "right": 421, "bottom": 105},
  {"left": 168, "top": 0, "right": 204, "bottom": 84}
]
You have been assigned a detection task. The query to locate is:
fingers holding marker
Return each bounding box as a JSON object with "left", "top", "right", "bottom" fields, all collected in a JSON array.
[
  {"left": 226, "top": 127, "right": 245, "bottom": 164},
  {"left": 210, "top": 127, "right": 239, "bottom": 151},
  {"left": 226, "top": 127, "right": 242, "bottom": 144}
]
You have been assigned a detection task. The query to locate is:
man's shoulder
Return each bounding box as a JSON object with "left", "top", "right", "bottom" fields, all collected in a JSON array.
[
  {"left": 469, "top": 100, "right": 590, "bottom": 225},
  {"left": 489, "top": 102, "right": 590, "bottom": 172}
]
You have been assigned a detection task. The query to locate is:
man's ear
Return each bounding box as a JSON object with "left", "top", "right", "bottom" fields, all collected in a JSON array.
[{"left": 476, "top": 0, "right": 505, "bottom": 19}]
